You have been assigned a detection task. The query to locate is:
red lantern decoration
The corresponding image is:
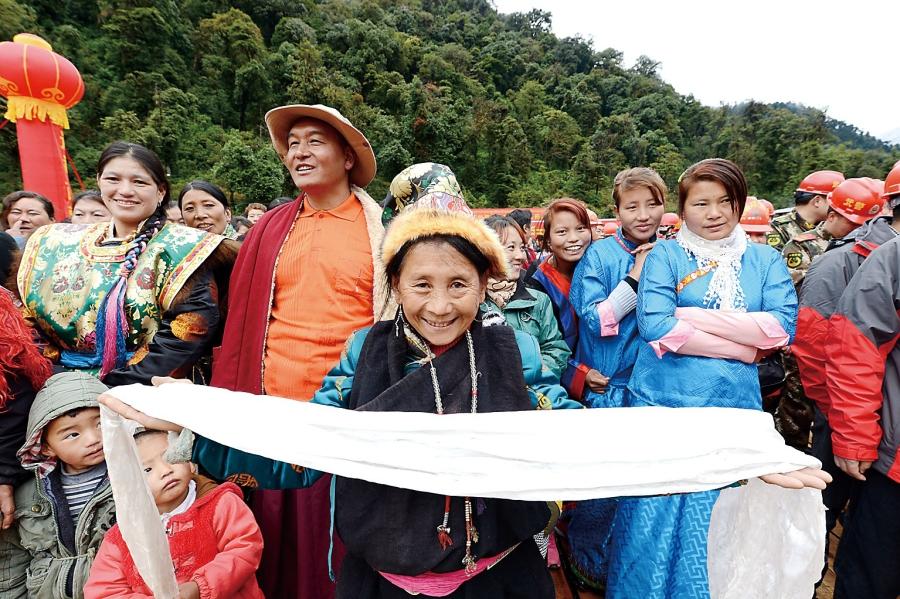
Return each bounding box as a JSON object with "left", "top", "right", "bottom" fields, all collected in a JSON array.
[{"left": 0, "top": 33, "right": 84, "bottom": 217}]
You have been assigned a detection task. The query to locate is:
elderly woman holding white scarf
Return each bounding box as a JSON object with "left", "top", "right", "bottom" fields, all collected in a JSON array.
[{"left": 607, "top": 159, "right": 799, "bottom": 599}]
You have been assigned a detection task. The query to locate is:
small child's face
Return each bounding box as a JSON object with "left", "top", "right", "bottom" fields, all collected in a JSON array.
[
  {"left": 43, "top": 407, "right": 104, "bottom": 474},
  {"left": 136, "top": 433, "right": 194, "bottom": 514}
]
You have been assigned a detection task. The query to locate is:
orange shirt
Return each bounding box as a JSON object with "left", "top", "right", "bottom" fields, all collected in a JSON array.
[{"left": 263, "top": 194, "right": 374, "bottom": 400}]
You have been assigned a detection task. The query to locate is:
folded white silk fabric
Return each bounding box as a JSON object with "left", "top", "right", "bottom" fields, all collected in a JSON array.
[
  {"left": 100, "top": 404, "right": 179, "bottom": 599},
  {"left": 104, "top": 383, "right": 825, "bottom": 598}
]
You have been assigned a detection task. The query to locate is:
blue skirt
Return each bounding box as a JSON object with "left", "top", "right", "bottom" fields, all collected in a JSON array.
[{"left": 607, "top": 489, "right": 719, "bottom": 599}]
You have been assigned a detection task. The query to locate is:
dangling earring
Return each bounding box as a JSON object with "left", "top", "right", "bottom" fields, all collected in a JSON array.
[{"left": 394, "top": 307, "right": 406, "bottom": 337}]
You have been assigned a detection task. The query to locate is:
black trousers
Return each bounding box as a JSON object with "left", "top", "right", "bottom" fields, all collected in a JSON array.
[
  {"left": 833, "top": 469, "right": 900, "bottom": 599},
  {"left": 809, "top": 407, "right": 858, "bottom": 533}
]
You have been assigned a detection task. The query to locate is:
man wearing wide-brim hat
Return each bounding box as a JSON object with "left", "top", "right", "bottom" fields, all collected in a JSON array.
[{"left": 210, "top": 104, "right": 390, "bottom": 599}]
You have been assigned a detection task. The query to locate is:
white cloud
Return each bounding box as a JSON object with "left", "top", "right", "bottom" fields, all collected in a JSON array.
[{"left": 494, "top": 0, "right": 898, "bottom": 140}]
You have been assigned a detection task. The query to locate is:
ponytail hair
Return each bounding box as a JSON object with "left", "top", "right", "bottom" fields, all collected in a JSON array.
[{"left": 93, "top": 141, "right": 170, "bottom": 377}]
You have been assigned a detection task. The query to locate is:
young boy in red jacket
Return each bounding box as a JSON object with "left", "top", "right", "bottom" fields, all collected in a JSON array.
[{"left": 84, "top": 430, "right": 264, "bottom": 598}]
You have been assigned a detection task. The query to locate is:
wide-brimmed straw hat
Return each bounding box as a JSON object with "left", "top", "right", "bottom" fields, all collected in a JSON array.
[{"left": 264, "top": 104, "right": 377, "bottom": 187}]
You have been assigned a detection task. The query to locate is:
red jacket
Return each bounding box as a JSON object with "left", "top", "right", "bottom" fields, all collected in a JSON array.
[
  {"left": 825, "top": 234, "right": 900, "bottom": 482},
  {"left": 794, "top": 216, "right": 895, "bottom": 414},
  {"left": 84, "top": 479, "right": 264, "bottom": 599}
]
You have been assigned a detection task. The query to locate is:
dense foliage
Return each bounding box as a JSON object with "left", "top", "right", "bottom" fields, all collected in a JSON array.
[{"left": 2, "top": 0, "right": 897, "bottom": 214}]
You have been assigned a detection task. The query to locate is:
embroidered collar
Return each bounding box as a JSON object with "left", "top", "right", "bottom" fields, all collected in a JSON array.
[
  {"left": 614, "top": 228, "right": 656, "bottom": 254},
  {"left": 675, "top": 224, "right": 748, "bottom": 310}
]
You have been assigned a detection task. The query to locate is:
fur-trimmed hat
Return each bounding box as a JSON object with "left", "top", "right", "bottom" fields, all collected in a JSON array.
[{"left": 381, "top": 209, "right": 509, "bottom": 281}]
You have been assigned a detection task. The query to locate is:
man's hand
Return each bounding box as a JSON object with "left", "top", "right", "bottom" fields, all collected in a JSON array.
[
  {"left": 7, "top": 219, "right": 25, "bottom": 241},
  {"left": 0, "top": 484, "right": 15, "bottom": 529},
  {"left": 834, "top": 457, "right": 873, "bottom": 481},
  {"left": 585, "top": 369, "right": 610, "bottom": 394}
]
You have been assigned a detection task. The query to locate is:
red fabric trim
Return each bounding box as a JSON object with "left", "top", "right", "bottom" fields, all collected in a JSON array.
[
  {"left": 210, "top": 198, "right": 302, "bottom": 393},
  {"left": 851, "top": 241, "right": 879, "bottom": 259},
  {"left": 538, "top": 260, "right": 571, "bottom": 297},
  {"left": 888, "top": 449, "right": 900, "bottom": 483},
  {"left": 569, "top": 362, "right": 590, "bottom": 399},
  {"left": 826, "top": 314, "right": 899, "bottom": 461}
]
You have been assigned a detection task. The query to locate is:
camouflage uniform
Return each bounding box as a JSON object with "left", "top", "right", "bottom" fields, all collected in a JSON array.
[
  {"left": 781, "top": 224, "right": 832, "bottom": 287},
  {"left": 766, "top": 208, "right": 817, "bottom": 252},
  {"left": 773, "top": 223, "right": 830, "bottom": 449}
]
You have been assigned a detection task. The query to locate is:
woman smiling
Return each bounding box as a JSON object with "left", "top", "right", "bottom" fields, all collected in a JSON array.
[
  {"left": 106, "top": 203, "right": 582, "bottom": 598},
  {"left": 179, "top": 180, "right": 238, "bottom": 239},
  {"left": 525, "top": 199, "right": 596, "bottom": 401},
  {"left": 17, "top": 141, "right": 238, "bottom": 385}
]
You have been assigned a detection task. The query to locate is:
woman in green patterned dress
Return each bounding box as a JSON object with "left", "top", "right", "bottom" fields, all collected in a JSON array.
[{"left": 17, "top": 141, "right": 238, "bottom": 386}]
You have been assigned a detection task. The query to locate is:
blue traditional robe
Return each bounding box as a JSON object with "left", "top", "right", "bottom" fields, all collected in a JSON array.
[
  {"left": 571, "top": 229, "right": 645, "bottom": 409},
  {"left": 563, "top": 229, "right": 645, "bottom": 588},
  {"left": 608, "top": 239, "right": 797, "bottom": 599}
]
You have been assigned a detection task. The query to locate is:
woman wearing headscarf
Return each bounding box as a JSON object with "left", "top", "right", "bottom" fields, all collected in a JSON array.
[{"left": 607, "top": 159, "right": 799, "bottom": 598}]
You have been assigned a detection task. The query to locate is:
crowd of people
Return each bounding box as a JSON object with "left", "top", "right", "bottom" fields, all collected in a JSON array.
[
  {"left": 2, "top": 178, "right": 274, "bottom": 250},
  {"left": 0, "top": 101, "right": 897, "bottom": 599}
]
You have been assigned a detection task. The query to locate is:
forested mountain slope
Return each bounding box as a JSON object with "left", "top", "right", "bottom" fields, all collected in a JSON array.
[{"left": 2, "top": 0, "right": 897, "bottom": 213}]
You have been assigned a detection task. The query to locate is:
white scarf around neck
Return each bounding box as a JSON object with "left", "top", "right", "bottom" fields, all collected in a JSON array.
[{"left": 676, "top": 223, "right": 748, "bottom": 311}]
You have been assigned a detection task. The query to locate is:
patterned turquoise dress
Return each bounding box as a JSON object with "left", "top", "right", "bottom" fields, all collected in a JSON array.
[{"left": 608, "top": 239, "right": 797, "bottom": 599}]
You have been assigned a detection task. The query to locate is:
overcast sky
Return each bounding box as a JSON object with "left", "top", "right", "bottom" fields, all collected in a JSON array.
[{"left": 494, "top": 0, "right": 899, "bottom": 142}]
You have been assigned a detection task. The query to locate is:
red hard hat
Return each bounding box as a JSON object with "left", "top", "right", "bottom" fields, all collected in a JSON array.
[
  {"left": 796, "top": 170, "right": 845, "bottom": 195},
  {"left": 859, "top": 178, "right": 885, "bottom": 198},
  {"left": 883, "top": 163, "right": 900, "bottom": 199},
  {"left": 740, "top": 199, "right": 773, "bottom": 233},
  {"left": 602, "top": 221, "right": 618, "bottom": 235},
  {"left": 660, "top": 212, "right": 679, "bottom": 227},
  {"left": 757, "top": 198, "right": 775, "bottom": 216},
  {"left": 828, "top": 178, "right": 883, "bottom": 225}
]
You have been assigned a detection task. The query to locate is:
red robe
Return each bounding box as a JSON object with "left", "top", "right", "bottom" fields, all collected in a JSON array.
[
  {"left": 210, "top": 196, "right": 344, "bottom": 599},
  {"left": 211, "top": 198, "right": 299, "bottom": 393}
]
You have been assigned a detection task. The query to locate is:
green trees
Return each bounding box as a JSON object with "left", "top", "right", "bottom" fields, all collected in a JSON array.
[{"left": 0, "top": 0, "right": 896, "bottom": 210}]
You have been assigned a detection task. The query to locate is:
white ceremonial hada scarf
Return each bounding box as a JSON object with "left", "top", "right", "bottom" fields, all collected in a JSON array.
[
  {"left": 102, "top": 383, "right": 825, "bottom": 599},
  {"left": 676, "top": 223, "right": 748, "bottom": 310}
]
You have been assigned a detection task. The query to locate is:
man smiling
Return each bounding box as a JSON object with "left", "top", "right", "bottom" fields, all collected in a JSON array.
[{"left": 211, "top": 104, "right": 389, "bottom": 599}]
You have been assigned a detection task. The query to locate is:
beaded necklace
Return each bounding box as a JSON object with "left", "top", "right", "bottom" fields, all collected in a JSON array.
[
  {"left": 426, "top": 329, "right": 481, "bottom": 574},
  {"left": 613, "top": 229, "right": 637, "bottom": 255}
]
